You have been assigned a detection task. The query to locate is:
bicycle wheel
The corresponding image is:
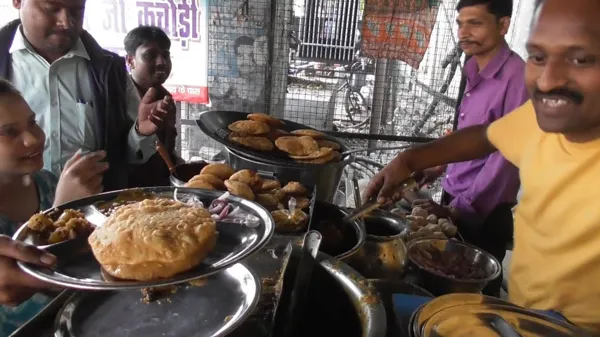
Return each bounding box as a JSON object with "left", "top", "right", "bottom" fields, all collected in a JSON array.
[{"left": 345, "top": 89, "right": 368, "bottom": 116}]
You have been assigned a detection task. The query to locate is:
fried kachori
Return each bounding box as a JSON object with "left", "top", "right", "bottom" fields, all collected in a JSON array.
[
  {"left": 88, "top": 198, "right": 217, "bottom": 281},
  {"left": 188, "top": 174, "right": 225, "bottom": 190},
  {"left": 289, "top": 147, "right": 333, "bottom": 160},
  {"left": 281, "top": 181, "right": 308, "bottom": 196},
  {"left": 291, "top": 129, "right": 326, "bottom": 139},
  {"left": 271, "top": 209, "right": 309, "bottom": 232},
  {"left": 275, "top": 136, "right": 319, "bottom": 156},
  {"left": 224, "top": 180, "right": 256, "bottom": 200},
  {"left": 316, "top": 139, "right": 341, "bottom": 150},
  {"left": 229, "top": 169, "right": 263, "bottom": 191},
  {"left": 256, "top": 193, "right": 279, "bottom": 210},
  {"left": 265, "top": 128, "right": 291, "bottom": 142},
  {"left": 230, "top": 136, "right": 274, "bottom": 152},
  {"left": 293, "top": 197, "right": 311, "bottom": 210},
  {"left": 247, "top": 113, "right": 284, "bottom": 127},
  {"left": 184, "top": 180, "right": 217, "bottom": 190},
  {"left": 261, "top": 179, "right": 281, "bottom": 191},
  {"left": 228, "top": 120, "right": 270, "bottom": 135},
  {"left": 295, "top": 150, "right": 341, "bottom": 164},
  {"left": 200, "top": 163, "right": 235, "bottom": 180}
]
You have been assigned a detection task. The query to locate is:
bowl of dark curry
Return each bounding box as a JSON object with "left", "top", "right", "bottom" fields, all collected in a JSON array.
[{"left": 407, "top": 238, "right": 501, "bottom": 296}]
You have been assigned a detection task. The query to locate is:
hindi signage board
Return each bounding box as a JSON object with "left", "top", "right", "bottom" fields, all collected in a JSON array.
[{"left": 0, "top": 0, "right": 209, "bottom": 104}]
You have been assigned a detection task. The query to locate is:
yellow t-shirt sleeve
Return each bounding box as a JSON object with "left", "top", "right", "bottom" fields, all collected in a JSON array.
[{"left": 486, "top": 100, "right": 537, "bottom": 167}]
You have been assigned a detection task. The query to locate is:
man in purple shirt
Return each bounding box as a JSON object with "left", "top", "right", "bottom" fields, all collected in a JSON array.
[{"left": 412, "top": 0, "right": 528, "bottom": 296}]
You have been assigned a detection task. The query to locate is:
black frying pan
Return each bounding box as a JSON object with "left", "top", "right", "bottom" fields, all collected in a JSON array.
[{"left": 195, "top": 111, "right": 349, "bottom": 166}]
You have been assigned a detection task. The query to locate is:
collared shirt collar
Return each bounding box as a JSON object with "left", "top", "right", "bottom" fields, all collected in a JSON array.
[
  {"left": 464, "top": 42, "right": 512, "bottom": 82},
  {"left": 9, "top": 25, "right": 90, "bottom": 60}
]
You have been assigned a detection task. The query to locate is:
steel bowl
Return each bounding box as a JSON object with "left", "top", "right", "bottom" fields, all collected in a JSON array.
[
  {"left": 310, "top": 201, "right": 366, "bottom": 261},
  {"left": 406, "top": 238, "right": 501, "bottom": 296},
  {"left": 169, "top": 161, "right": 210, "bottom": 187},
  {"left": 346, "top": 210, "right": 409, "bottom": 279}
]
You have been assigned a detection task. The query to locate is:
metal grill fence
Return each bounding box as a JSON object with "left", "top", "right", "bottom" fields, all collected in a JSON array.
[{"left": 176, "top": 0, "right": 535, "bottom": 204}]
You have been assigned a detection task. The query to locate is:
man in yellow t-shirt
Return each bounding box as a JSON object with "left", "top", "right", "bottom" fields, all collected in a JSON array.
[{"left": 365, "top": 0, "right": 600, "bottom": 332}]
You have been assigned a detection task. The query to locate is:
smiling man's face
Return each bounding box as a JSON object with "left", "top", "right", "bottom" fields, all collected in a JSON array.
[{"left": 526, "top": 0, "right": 600, "bottom": 141}]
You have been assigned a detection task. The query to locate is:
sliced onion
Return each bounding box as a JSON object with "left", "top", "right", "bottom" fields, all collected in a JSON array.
[
  {"left": 217, "top": 192, "right": 231, "bottom": 201},
  {"left": 209, "top": 199, "right": 228, "bottom": 214},
  {"left": 219, "top": 204, "right": 231, "bottom": 218},
  {"left": 229, "top": 206, "right": 243, "bottom": 217}
]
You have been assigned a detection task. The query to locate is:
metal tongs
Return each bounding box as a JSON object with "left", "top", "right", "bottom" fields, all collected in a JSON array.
[{"left": 343, "top": 178, "right": 418, "bottom": 222}]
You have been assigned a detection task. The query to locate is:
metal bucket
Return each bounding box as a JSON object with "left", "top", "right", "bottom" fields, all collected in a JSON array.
[
  {"left": 225, "top": 147, "right": 354, "bottom": 203},
  {"left": 274, "top": 250, "right": 387, "bottom": 337}
]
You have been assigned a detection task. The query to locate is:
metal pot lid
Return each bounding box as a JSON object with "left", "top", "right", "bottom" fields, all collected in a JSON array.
[
  {"left": 196, "top": 110, "right": 350, "bottom": 166},
  {"left": 54, "top": 263, "right": 261, "bottom": 337},
  {"left": 411, "top": 294, "right": 586, "bottom": 337},
  {"left": 13, "top": 187, "right": 274, "bottom": 290}
]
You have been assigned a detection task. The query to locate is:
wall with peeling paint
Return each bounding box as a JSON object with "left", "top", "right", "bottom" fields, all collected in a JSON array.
[{"left": 206, "top": 0, "right": 274, "bottom": 113}]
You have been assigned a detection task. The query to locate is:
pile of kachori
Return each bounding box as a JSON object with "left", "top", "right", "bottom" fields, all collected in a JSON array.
[
  {"left": 88, "top": 198, "right": 217, "bottom": 281},
  {"left": 27, "top": 209, "right": 95, "bottom": 244},
  {"left": 227, "top": 113, "right": 288, "bottom": 152},
  {"left": 275, "top": 130, "right": 341, "bottom": 164},
  {"left": 226, "top": 114, "right": 342, "bottom": 164},
  {"left": 184, "top": 163, "right": 311, "bottom": 225}
]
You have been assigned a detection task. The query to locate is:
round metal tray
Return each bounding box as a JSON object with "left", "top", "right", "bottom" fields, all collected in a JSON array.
[
  {"left": 13, "top": 187, "right": 274, "bottom": 290},
  {"left": 54, "top": 263, "right": 261, "bottom": 337},
  {"left": 196, "top": 110, "right": 350, "bottom": 166}
]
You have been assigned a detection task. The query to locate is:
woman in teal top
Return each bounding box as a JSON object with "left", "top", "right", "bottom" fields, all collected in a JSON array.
[
  {"left": 0, "top": 79, "right": 108, "bottom": 335},
  {"left": 0, "top": 170, "right": 57, "bottom": 335}
]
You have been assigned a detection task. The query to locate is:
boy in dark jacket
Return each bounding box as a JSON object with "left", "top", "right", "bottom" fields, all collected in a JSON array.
[{"left": 124, "top": 25, "right": 180, "bottom": 187}]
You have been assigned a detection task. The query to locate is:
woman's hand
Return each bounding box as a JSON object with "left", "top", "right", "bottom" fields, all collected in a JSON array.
[
  {"left": 0, "top": 235, "right": 56, "bottom": 306},
  {"left": 54, "top": 150, "right": 109, "bottom": 206}
]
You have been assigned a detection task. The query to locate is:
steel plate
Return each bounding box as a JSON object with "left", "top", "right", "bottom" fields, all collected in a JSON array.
[
  {"left": 13, "top": 187, "right": 274, "bottom": 290},
  {"left": 196, "top": 110, "right": 350, "bottom": 166},
  {"left": 54, "top": 263, "right": 261, "bottom": 337}
]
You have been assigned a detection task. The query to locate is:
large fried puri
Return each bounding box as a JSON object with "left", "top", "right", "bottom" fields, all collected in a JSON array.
[
  {"left": 88, "top": 199, "right": 217, "bottom": 281},
  {"left": 200, "top": 163, "right": 235, "bottom": 180},
  {"left": 291, "top": 129, "right": 326, "bottom": 139},
  {"left": 247, "top": 113, "right": 284, "bottom": 127},
  {"left": 224, "top": 180, "right": 256, "bottom": 200},
  {"left": 316, "top": 139, "right": 341, "bottom": 150},
  {"left": 228, "top": 120, "right": 270, "bottom": 135},
  {"left": 230, "top": 136, "right": 274, "bottom": 152},
  {"left": 275, "top": 136, "right": 319, "bottom": 156},
  {"left": 229, "top": 169, "right": 263, "bottom": 191}
]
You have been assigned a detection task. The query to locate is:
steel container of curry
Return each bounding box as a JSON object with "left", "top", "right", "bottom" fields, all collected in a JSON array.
[
  {"left": 407, "top": 238, "right": 501, "bottom": 296},
  {"left": 309, "top": 201, "right": 366, "bottom": 261},
  {"left": 346, "top": 209, "right": 409, "bottom": 279},
  {"left": 225, "top": 147, "right": 354, "bottom": 203}
]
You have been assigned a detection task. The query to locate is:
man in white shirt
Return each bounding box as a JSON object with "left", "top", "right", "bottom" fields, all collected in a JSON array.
[{"left": 0, "top": 0, "right": 173, "bottom": 190}]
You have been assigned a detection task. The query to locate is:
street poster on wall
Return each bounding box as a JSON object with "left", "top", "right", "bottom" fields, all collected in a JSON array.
[{"left": 0, "top": 0, "right": 209, "bottom": 104}]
